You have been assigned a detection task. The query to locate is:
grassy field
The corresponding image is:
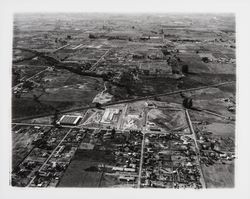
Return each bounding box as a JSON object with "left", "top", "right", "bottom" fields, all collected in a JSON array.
[
  {"left": 12, "top": 98, "right": 79, "bottom": 118},
  {"left": 12, "top": 67, "right": 104, "bottom": 119},
  {"left": 12, "top": 127, "right": 37, "bottom": 169},
  {"left": 202, "top": 162, "right": 234, "bottom": 188},
  {"left": 58, "top": 149, "right": 117, "bottom": 187},
  {"left": 204, "top": 122, "right": 235, "bottom": 137}
]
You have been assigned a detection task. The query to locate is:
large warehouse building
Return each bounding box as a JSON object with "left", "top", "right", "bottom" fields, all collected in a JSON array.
[{"left": 57, "top": 115, "right": 82, "bottom": 125}]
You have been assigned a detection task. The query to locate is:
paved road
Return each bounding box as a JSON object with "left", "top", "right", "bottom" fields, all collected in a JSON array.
[
  {"left": 137, "top": 128, "right": 170, "bottom": 188},
  {"left": 27, "top": 128, "right": 72, "bottom": 187},
  {"left": 12, "top": 81, "right": 235, "bottom": 122},
  {"left": 12, "top": 122, "right": 114, "bottom": 132},
  {"left": 12, "top": 122, "right": 81, "bottom": 129},
  {"left": 137, "top": 107, "right": 149, "bottom": 188},
  {"left": 185, "top": 109, "right": 206, "bottom": 188},
  {"left": 137, "top": 131, "right": 146, "bottom": 188}
]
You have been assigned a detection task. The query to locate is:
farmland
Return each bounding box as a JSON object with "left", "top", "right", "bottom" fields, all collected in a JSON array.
[{"left": 12, "top": 13, "right": 236, "bottom": 188}]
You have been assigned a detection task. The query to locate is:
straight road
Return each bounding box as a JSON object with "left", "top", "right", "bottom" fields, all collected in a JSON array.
[
  {"left": 52, "top": 44, "right": 70, "bottom": 53},
  {"left": 12, "top": 81, "right": 235, "bottom": 122},
  {"left": 13, "top": 43, "right": 71, "bottom": 89},
  {"left": 12, "top": 67, "right": 49, "bottom": 90},
  {"left": 137, "top": 132, "right": 146, "bottom": 188},
  {"left": 89, "top": 49, "right": 111, "bottom": 71},
  {"left": 185, "top": 109, "right": 206, "bottom": 188},
  {"left": 71, "top": 44, "right": 83, "bottom": 50},
  {"left": 27, "top": 128, "right": 72, "bottom": 187},
  {"left": 12, "top": 122, "right": 89, "bottom": 130},
  {"left": 12, "top": 122, "right": 81, "bottom": 129},
  {"left": 200, "top": 109, "right": 233, "bottom": 120},
  {"left": 12, "top": 122, "right": 113, "bottom": 132},
  {"left": 137, "top": 108, "right": 148, "bottom": 188}
]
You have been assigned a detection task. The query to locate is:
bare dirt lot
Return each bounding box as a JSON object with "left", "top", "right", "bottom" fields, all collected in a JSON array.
[{"left": 147, "top": 109, "right": 187, "bottom": 131}]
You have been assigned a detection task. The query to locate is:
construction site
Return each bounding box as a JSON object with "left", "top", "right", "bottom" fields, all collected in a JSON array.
[{"left": 11, "top": 13, "right": 236, "bottom": 188}]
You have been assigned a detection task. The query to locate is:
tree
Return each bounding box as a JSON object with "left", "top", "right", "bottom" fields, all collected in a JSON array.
[
  {"left": 89, "top": 33, "right": 97, "bottom": 39},
  {"left": 154, "top": 96, "right": 161, "bottom": 101},
  {"left": 22, "top": 80, "right": 34, "bottom": 90},
  {"left": 182, "top": 65, "right": 189, "bottom": 74},
  {"left": 202, "top": 57, "right": 210, "bottom": 63},
  {"left": 161, "top": 48, "right": 171, "bottom": 56},
  {"left": 183, "top": 98, "right": 193, "bottom": 109},
  {"left": 95, "top": 102, "right": 102, "bottom": 109},
  {"left": 111, "top": 128, "right": 116, "bottom": 139}
]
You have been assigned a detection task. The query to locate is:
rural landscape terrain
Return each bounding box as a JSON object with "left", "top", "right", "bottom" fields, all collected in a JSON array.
[{"left": 11, "top": 13, "right": 236, "bottom": 188}]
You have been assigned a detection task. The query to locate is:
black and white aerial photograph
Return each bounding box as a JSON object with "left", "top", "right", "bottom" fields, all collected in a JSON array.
[
  {"left": 1, "top": 0, "right": 250, "bottom": 198},
  {"left": 11, "top": 13, "right": 236, "bottom": 188}
]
